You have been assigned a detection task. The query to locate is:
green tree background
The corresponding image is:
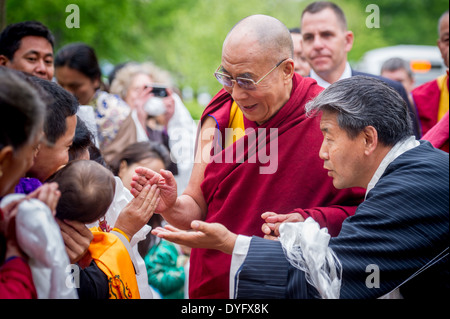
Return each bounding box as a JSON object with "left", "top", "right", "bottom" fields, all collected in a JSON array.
[{"left": 2, "top": 0, "right": 448, "bottom": 119}]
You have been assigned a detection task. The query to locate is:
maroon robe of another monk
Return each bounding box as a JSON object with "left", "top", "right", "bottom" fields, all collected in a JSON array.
[
  {"left": 189, "top": 73, "right": 365, "bottom": 299},
  {"left": 412, "top": 73, "right": 449, "bottom": 136},
  {"left": 422, "top": 111, "right": 449, "bottom": 153}
]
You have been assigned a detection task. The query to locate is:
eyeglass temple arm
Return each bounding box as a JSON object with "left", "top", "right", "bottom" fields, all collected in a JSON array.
[{"left": 255, "top": 58, "right": 287, "bottom": 85}]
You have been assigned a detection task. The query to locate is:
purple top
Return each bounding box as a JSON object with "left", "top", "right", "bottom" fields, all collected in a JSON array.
[{"left": 14, "top": 178, "right": 42, "bottom": 194}]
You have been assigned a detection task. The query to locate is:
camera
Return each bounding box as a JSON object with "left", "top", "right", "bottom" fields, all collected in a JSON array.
[{"left": 145, "top": 85, "right": 168, "bottom": 97}]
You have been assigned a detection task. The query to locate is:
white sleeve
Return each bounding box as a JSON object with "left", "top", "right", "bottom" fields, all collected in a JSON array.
[{"left": 229, "top": 234, "right": 252, "bottom": 299}]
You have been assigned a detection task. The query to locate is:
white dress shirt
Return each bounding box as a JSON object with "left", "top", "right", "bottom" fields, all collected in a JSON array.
[{"left": 310, "top": 62, "right": 353, "bottom": 88}]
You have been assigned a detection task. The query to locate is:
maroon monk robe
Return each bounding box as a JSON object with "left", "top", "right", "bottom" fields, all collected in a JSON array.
[
  {"left": 412, "top": 74, "right": 449, "bottom": 136},
  {"left": 422, "top": 111, "right": 449, "bottom": 153},
  {"left": 189, "top": 74, "right": 365, "bottom": 299}
]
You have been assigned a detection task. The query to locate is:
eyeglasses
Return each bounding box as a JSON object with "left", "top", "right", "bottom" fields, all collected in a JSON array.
[{"left": 214, "top": 58, "right": 288, "bottom": 91}]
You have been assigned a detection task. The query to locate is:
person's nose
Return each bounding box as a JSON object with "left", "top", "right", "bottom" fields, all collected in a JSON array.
[
  {"left": 230, "top": 82, "right": 249, "bottom": 101},
  {"left": 312, "top": 36, "right": 324, "bottom": 51},
  {"left": 34, "top": 59, "right": 48, "bottom": 77},
  {"left": 319, "top": 140, "right": 329, "bottom": 161}
]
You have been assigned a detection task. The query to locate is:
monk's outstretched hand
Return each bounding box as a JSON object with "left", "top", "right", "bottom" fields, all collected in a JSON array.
[
  {"left": 261, "top": 211, "right": 305, "bottom": 240},
  {"left": 152, "top": 221, "right": 237, "bottom": 255},
  {"left": 131, "top": 167, "right": 177, "bottom": 214}
]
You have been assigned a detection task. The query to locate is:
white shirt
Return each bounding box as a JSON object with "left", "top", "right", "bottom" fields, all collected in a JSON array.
[
  {"left": 310, "top": 62, "right": 353, "bottom": 88},
  {"left": 229, "top": 136, "right": 420, "bottom": 299}
]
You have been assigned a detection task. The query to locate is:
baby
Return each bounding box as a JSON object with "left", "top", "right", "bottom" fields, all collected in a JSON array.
[
  {"left": 48, "top": 160, "right": 159, "bottom": 299},
  {"left": 49, "top": 159, "right": 115, "bottom": 225}
]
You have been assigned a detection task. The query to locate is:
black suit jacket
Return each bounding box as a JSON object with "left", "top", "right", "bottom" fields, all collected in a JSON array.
[{"left": 235, "top": 142, "right": 449, "bottom": 299}]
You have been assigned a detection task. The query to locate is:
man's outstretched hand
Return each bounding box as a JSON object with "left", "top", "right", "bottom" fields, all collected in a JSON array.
[
  {"left": 152, "top": 220, "right": 237, "bottom": 255},
  {"left": 261, "top": 211, "right": 305, "bottom": 240}
]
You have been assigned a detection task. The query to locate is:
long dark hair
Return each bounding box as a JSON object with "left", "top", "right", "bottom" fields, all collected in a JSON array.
[
  {"left": 54, "top": 42, "right": 107, "bottom": 91},
  {"left": 109, "top": 141, "right": 171, "bottom": 176}
]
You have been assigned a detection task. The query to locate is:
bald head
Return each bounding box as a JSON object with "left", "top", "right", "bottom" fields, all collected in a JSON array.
[
  {"left": 437, "top": 10, "right": 449, "bottom": 67},
  {"left": 216, "top": 15, "right": 295, "bottom": 125},
  {"left": 224, "top": 15, "right": 293, "bottom": 62}
]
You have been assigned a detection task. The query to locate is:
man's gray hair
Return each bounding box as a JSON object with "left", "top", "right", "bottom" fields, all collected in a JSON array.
[
  {"left": 305, "top": 76, "right": 413, "bottom": 146},
  {"left": 381, "top": 57, "right": 414, "bottom": 80}
]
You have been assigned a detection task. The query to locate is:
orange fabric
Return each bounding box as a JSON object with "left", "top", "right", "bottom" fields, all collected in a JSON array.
[
  {"left": 225, "top": 102, "right": 246, "bottom": 148},
  {"left": 88, "top": 227, "right": 140, "bottom": 299},
  {"left": 437, "top": 74, "right": 449, "bottom": 121}
]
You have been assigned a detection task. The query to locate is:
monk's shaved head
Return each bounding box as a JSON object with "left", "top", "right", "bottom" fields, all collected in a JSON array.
[
  {"left": 224, "top": 15, "right": 294, "bottom": 63},
  {"left": 218, "top": 14, "right": 295, "bottom": 125}
]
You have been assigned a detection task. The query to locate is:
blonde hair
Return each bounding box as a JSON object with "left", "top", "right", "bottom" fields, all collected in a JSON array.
[{"left": 109, "top": 62, "right": 174, "bottom": 100}]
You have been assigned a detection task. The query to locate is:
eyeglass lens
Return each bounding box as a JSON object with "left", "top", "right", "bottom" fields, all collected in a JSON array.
[{"left": 215, "top": 73, "right": 256, "bottom": 90}]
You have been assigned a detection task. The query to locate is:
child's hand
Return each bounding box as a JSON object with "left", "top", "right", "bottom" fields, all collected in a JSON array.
[{"left": 115, "top": 184, "right": 160, "bottom": 240}]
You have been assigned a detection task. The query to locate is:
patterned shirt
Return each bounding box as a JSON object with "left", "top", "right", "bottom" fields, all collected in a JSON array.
[{"left": 88, "top": 90, "right": 131, "bottom": 150}]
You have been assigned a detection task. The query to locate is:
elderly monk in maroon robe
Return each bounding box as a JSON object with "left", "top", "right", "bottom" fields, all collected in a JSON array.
[
  {"left": 412, "top": 10, "right": 449, "bottom": 136},
  {"left": 422, "top": 111, "right": 449, "bottom": 153},
  {"left": 130, "top": 15, "right": 365, "bottom": 299}
]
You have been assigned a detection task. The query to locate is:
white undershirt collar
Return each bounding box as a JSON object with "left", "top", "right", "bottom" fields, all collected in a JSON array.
[{"left": 310, "top": 62, "right": 352, "bottom": 88}]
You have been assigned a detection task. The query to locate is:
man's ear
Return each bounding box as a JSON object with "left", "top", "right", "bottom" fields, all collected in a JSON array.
[
  {"left": 362, "top": 126, "right": 378, "bottom": 156},
  {"left": 0, "top": 55, "right": 10, "bottom": 66},
  {"left": 344, "top": 31, "right": 354, "bottom": 53},
  {"left": 282, "top": 58, "right": 295, "bottom": 84}
]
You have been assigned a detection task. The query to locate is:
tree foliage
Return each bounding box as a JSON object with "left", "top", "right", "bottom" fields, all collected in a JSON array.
[{"left": 3, "top": 0, "right": 448, "bottom": 98}]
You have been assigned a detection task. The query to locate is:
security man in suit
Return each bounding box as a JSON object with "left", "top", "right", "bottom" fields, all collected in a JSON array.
[{"left": 300, "top": 1, "right": 422, "bottom": 138}]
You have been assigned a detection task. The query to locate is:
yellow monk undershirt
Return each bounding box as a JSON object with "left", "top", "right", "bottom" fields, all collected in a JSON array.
[
  {"left": 437, "top": 74, "right": 449, "bottom": 121},
  {"left": 225, "top": 101, "right": 246, "bottom": 148}
]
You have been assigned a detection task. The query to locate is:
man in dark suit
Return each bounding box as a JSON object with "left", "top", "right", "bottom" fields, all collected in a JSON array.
[
  {"left": 151, "top": 76, "right": 449, "bottom": 299},
  {"left": 300, "top": 1, "right": 422, "bottom": 138}
]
